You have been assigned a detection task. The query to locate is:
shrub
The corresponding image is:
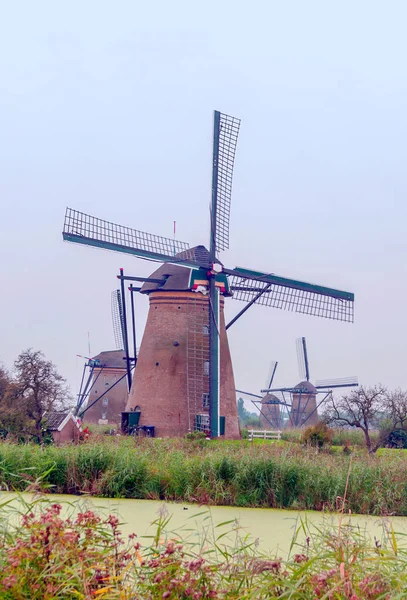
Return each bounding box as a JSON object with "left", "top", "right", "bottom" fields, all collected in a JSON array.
[
  {"left": 301, "top": 422, "right": 333, "bottom": 449},
  {"left": 386, "top": 429, "right": 407, "bottom": 449}
]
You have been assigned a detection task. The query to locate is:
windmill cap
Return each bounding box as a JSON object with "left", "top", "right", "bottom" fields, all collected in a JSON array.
[
  {"left": 293, "top": 380, "right": 317, "bottom": 394},
  {"left": 262, "top": 393, "right": 281, "bottom": 404},
  {"left": 140, "top": 246, "right": 228, "bottom": 295}
]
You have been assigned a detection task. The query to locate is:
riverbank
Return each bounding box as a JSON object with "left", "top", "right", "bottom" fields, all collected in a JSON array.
[{"left": 1, "top": 437, "right": 407, "bottom": 515}]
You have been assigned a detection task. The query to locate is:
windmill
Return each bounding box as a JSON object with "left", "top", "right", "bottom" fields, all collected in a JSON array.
[
  {"left": 261, "top": 336, "right": 358, "bottom": 427},
  {"left": 62, "top": 110, "right": 354, "bottom": 439},
  {"left": 236, "top": 361, "right": 289, "bottom": 429},
  {"left": 73, "top": 291, "right": 132, "bottom": 423}
]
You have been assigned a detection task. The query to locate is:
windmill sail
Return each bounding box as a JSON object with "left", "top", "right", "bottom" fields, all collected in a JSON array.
[
  {"left": 212, "top": 111, "right": 241, "bottom": 254},
  {"left": 315, "top": 376, "right": 358, "bottom": 389},
  {"left": 265, "top": 361, "right": 278, "bottom": 389},
  {"left": 111, "top": 290, "right": 125, "bottom": 351},
  {"left": 227, "top": 267, "right": 354, "bottom": 322},
  {"left": 62, "top": 208, "right": 196, "bottom": 266}
]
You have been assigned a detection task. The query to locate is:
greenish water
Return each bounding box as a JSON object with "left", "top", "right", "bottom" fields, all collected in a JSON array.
[{"left": 1, "top": 492, "right": 407, "bottom": 556}]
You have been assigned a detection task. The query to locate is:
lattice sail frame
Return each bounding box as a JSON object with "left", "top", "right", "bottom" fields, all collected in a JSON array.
[
  {"left": 214, "top": 112, "right": 241, "bottom": 253},
  {"left": 229, "top": 275, "right": 354, "bottom": 322},
  {"left": 63, "top": 208, "right": 191, "bottom": 261},
  {"left": 316, "top": 376, "right": 359, "bottom": 388},
  {"left": 296, "top": 338, "right": 307, "bottom": 381},
  {"left": 111, "top": 290, "right": 125, "bottom": 351}
]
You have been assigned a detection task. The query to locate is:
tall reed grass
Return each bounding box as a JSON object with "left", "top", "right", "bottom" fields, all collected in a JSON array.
[
  {"left": 1, "top": 494, "right": 407, "bottom": 598},
  {"left": 0, "top": 437, "right": 406, "bottom": 515}
]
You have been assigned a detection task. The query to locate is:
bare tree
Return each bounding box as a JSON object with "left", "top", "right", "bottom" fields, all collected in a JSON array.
[
  {"left": 324, "top": 385, "right": 387, "bottom": 453},
  {"left": 12, "top": 349, "right": 72, "bottom": 442},
  {"left": 384, "top": 389, "right": 407, "bottom": 430}
]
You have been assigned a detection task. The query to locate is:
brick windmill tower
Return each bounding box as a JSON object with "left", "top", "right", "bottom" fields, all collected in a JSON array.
[
  {"left": 62, "top": 110, "right": 355, "bottom": 438},
  {"left": 125, "top": 248, "right": 239, "bottom": 437}
]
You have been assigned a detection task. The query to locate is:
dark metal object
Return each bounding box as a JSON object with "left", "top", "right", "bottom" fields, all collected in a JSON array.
[
  {"left": 117, "top": 275, "right": 167, "bottom": 284},
  {"left": 119, "top": 268, "right": 132, "bottom": 392},
  {"left": 226, "top": 283, "right": 272, "bottom": 330},
  {"left": 208, "top": 111, "right": 221, "bottom": 437}
]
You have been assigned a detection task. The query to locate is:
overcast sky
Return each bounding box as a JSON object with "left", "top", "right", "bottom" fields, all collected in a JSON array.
[{"left": 1, "top": 0, "right": 406, "bottom": 407}]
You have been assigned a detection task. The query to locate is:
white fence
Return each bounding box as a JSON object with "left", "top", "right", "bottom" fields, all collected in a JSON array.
[{"left": 247, "top": 429, "right": 282, "bottom": 441}]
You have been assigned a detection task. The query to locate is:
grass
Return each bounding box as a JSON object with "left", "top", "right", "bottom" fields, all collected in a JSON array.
[
  {"left": 1, "top": 436, "right": 407, "bottom": 515},
  {"left": 1, "top": 494, "right": 407, "bottom": 598}
]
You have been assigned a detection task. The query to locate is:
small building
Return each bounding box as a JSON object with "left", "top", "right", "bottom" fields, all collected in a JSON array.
[
  {"left": 82, "top": 350, "right": 128, "bottom": 426},
  {"left": 44, "top": 412, "right": 81, "bottom": 444}
]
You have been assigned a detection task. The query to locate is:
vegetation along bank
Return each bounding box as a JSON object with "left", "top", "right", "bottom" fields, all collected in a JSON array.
[{"left": 1, "top": 437, "right": 407, "bottom": 515}]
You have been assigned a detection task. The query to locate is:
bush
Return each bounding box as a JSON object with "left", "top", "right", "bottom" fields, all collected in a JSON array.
[
  {"left": 301, "top": 422, "right": 333, "bottom": 449},
  {"left": 386, "top": 429, "right": 407, "bottom": 449}
]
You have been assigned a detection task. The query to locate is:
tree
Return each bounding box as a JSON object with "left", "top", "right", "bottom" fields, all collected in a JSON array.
[
  {"left": 323, "top": 385, "right": 387, "bottom": 453},
  {"left": 237, "top": 397, "right": 261, "bottom": 428},
  {"left": 0, "top": 364, "right": 31, "bottom": 437},
  {"left": 237, "top": 398, "right": 247, "bottom": 422},
  {"left": 384, "top": 389, "right": 407, "bottom": 430},
  {"left": 12, "top": 349, "right": 72, "bottom": 442}
]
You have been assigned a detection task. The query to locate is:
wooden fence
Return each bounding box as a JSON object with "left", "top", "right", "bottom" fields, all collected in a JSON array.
[{"left": 247, "top": 429, "right": 282, "bottom": 441}]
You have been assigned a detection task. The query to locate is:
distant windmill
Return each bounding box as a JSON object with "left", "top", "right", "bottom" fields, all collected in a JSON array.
[
  {"left": 62, "top": 110, "right": 354, "bottom": 439},
  {"left": 236, "top": 361, "right": 288, "bottom": 429},
  {"left": 262, "top": 337, "right": 358, "bottom": 427}
]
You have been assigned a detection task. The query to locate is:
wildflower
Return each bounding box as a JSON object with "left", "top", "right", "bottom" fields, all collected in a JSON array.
[
  {"left": 293, "top": 553, "right": 308, "bottom": 564},
  {"left": 249, "top": 559, "right": 281, "bottom": 574},
  {"left": 1, "top": 575, "right": 17, "bottom": 589},
  {"left": 107, "top": 514, "right": 120, "bottom": 529}
]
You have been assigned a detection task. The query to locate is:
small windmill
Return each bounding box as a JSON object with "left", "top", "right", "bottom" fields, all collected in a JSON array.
[
  {"left": 262, "top": 337, "right": 358, "bottom": 427},
  {"left": 62, "top": 110, "right": 354, "bottom": 438},
  {"left": 236, "top": 361, "right": 289, "bottom": 429}
]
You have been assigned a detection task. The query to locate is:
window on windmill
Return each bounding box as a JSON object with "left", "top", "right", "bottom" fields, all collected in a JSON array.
[
  {"left": 203, "top": 361, "right": 210, "bottom": 376},
  {"left": 202, "top": 393, "right": 209, "bottom": 409},
  {"left": 202, "top": 325, "right": 209, "bottom": 335},
  {"left": 103, "top": 397, "right": 109, "bottom": 406}
]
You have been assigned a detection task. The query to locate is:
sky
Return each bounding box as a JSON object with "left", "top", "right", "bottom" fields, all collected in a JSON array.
[{"left": 1, "top": 0, "right": 407, "bottom": 409}]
